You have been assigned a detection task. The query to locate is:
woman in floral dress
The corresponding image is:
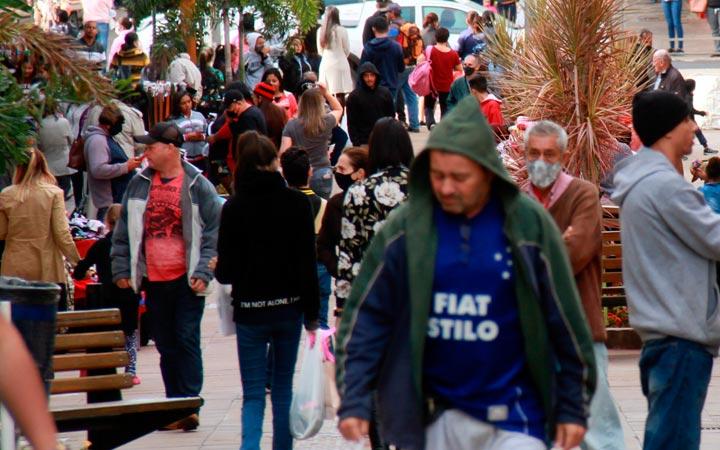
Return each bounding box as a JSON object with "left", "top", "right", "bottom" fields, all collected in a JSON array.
[{"left": 335, "top": 118, "right": 414, "bottom": 316}]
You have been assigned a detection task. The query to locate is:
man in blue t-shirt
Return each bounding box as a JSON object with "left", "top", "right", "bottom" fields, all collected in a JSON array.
[{"left": 336, "top": 97, "right": 596, "bottom": 450}]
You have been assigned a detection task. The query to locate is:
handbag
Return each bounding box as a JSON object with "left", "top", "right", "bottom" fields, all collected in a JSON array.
[
  {"left": 67, "top": 105, "right": 92, "bottom": 171},
  {"left": 689, "top": 0, "right": 708, "bottom": 13},
  {"left": 409, "top": 46, "right": 435, "bottom": 97}
]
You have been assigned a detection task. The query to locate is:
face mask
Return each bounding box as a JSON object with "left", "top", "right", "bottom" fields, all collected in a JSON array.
[
  {"left": 109, "top": 121, "right": 124, "bottom": 136},
  {"left": 226, "top": 109, "right": 239, "bottom": 119},
  {"left": 463, "top": 66, "right": 475, "bottom": 77},
  {"left": 334, "top": 171, "right": 356, "bottom": 191},
  {"left": 527, "top": 159, "right": 562, "bottom": 189}
]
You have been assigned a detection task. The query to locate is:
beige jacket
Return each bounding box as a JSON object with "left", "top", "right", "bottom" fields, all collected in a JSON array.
[{"left": 0, "top": 184, "right": 80, "bottom": 283}]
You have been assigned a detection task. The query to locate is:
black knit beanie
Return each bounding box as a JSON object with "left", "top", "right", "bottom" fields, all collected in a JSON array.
[{"left": 632, "top": 90, "right": 690, "bottom": 147}]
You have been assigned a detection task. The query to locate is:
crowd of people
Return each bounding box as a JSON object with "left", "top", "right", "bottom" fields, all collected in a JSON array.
[{"left": 4, "top": 1, "right": 720, "bottom": 450}]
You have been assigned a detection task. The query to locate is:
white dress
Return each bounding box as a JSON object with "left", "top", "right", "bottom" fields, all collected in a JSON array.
[{"left": 318, "top": 26, "right": 354, "bottom": 95}]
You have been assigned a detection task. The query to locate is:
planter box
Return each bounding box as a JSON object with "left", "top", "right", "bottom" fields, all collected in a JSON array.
[{"left": 606, "top": 327, "right": 642, "bottom": 349}]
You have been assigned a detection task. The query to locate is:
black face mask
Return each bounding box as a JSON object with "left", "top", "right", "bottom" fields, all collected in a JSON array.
[
  {"left": 463, "top": 66, "right": 475, "bottom": 77},
  {"left": 334, "top": 171, "right": 356, "bottom": 191},
  {"left": 226, "top": 110, "right": 239, "bottom": 119},
  {"left": 109, "top": 120, "right": 124, "bottom": 136}
]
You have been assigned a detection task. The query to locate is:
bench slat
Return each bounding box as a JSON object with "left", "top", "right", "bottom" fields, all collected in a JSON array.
[
  {"left": 53, "top": 352, "right": 129, "bottom": 372},
  {"left": 51, "top": 373, "right": 134, "bottom": 395},
  {"left": 54, "top": 331, "right": 125, "bottom": 352},
  {"left": 602, "top": 259, "right": 622, "bottom": 270},
  {"left": 52, "top": 397, "right": 203, "bottom": 422},
  {"left": 602, "top": 296, "right": 627, "bottom": 308},
  {"left": 56, "top": 309, "right": 121, "bottom": 329},
  {"left": 602, "top": 272, "right": 623, "bottom": 284},
  {"left": 602, "top": 230, "right": 621, "bottom": 242},
  {"left": 602, "top": 244, "right": 622, "bottom": 257}
]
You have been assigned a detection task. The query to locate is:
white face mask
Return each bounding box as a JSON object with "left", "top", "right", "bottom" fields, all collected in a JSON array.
[{"left": 527, "top": 159, "right": 562, "bottom": 189}]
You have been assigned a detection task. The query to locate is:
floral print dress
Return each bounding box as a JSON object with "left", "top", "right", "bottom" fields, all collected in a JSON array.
[{"left": 335, "top": 165, "right": 409, "bottom": 312}]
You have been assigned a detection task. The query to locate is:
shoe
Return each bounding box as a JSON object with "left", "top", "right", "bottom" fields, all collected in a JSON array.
[
  {"left": 704, "top": 147, "right": 718, "bottom": 155},
  {"left": 675, "top": 49, "right": 685, "bottom": 55},
  {"left": 161, "top": 413, "right": 199, "bottom": 432},
  {"left": 668, "top": 48, "right": 676, "bottom": 53},
  {"left": 408, "top": 127, "right": 420, "bottom": 133}
]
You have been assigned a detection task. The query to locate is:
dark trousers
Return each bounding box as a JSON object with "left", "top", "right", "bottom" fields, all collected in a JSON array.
[
  {"left": 498, "top": 2, "right": 517, "bottom": 22},
  {"left": 424, "top": 92, "right": 450, "bottom": 129},
  {"left": 144, "top": 275, "right": 205, "bottom": 400},
  {"left": 71, "top": 171, "right": 84, "bottom": 210},
  {"left": 640, "top": 337, "right": 712, "bottom": 450}
]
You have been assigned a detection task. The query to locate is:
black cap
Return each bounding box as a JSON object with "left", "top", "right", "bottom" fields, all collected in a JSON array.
[
  {"left": 632, "top": 91, "right": 690, "bottom": 147},
  {"left": 134, "top": 122, "right": 184, "bottom": 146},
  {"left": 223, "top": 89, "right": 245, "bottom": 108}
]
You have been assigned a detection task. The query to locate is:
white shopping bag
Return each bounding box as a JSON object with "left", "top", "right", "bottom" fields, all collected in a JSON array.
[
  {"left": 290, "top": 328, "right": 336, "bottom": 439},
  {"left": 208, "top": 280, "right": 235, "bottom": 336}
]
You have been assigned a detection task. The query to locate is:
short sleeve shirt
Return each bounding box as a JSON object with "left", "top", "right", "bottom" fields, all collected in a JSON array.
[
  {"left": 282, "top": 113, "right": 336, "bottom": 169},
  {"left": 144, "top": 173, "right": 186, "bottom": 281},
  {"left": 430, "top": 47, "right": 461, "bottom": 93}
]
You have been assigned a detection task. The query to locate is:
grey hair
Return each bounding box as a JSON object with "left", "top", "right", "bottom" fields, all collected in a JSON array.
[
  {"left": 653, "top": 49, "right": 671, "bottom": 63},
  {"left": 525, "top": 120, "right": 568, "bottom": 152}
]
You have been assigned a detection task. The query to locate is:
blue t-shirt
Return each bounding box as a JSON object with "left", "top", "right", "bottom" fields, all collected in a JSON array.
[
  {"left": 699, "top": 183, "right": 720, "bottom": 214},
  {"left": 423, "top": 197, "right": 545, "bottom": 440}
]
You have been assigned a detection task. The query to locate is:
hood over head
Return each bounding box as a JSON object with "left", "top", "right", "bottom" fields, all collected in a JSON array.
[
  {"left": 366, "top": 36, "right": 397, "bottom": 52},
  {"left": 356, "top": 62, "right": 381, "bottom": 89},
  {"left": 409, "top": 95, "right": 517, "bottom": 202},
  {"left": 246, "top": 32, "right": 262, "bottom": 51},
  {"left": 610, "top": 147, "right": 677, "bottom": 207}
]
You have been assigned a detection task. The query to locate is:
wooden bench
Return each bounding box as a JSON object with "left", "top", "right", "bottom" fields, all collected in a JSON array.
[
  {"left": 52, "top": 309, "right": 203, "bottom": 449},
  {"left": 601, "top": 205, "right": 626, "bottom": 308}
]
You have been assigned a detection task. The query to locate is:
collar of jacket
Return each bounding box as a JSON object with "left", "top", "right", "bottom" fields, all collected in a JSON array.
[{"left": 138, "top": 160, "right": 203, "bottom": 186}]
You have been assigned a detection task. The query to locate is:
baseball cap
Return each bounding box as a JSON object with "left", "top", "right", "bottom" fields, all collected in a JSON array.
[
  {"left": 134, "top": 122, "right": 184, "bottom": 146},
  {"left": 388, "top": 3, "right": 401, "bottom": 14}
]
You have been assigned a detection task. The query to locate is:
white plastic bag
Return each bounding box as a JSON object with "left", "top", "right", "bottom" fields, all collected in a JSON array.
[
  {"left": 208, "top": 280, "right": 235, "bottom": 336},
  {"left": 290, "top": 328, "right": 337, "bottom": 439}
]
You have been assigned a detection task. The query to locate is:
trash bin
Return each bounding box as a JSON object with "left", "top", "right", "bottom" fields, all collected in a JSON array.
[{"left": 0, "top": 276, "right": 60, "bottom": 394}]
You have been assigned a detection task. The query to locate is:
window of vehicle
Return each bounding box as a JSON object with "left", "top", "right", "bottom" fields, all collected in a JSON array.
[
  {"left": 422, "top": 6, "right": 468, "bottom": 35},
  {"left": 400, "top": 6, "right": 416, "bottom": 25}
]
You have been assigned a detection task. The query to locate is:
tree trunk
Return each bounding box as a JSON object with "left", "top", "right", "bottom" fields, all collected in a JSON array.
[
  {"left": 180, "top": 0, "right": 197, "bottom": 63},
  {"left": 223, "top": 2, "right": 232, "bottom": 84},
  {"left": 237, "top": 5, "right": 244, "bottom": 82}
]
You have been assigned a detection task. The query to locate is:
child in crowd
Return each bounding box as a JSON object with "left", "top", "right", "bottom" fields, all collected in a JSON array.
[
  {"left": 73, "top": 204, "right": 141, "bottom": 384},
  {"left": 697, "top": 157, "right": 720, "bottom": 214},
  {"left": 686, "top": 79, "right": 717, "bottom": 156}
]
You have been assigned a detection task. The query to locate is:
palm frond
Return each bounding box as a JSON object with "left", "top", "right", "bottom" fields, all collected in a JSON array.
[{"left": 487, "top": 0, "right": 648, "bottom": 184}]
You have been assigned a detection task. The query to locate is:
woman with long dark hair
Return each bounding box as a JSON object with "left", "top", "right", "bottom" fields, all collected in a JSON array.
[
  {"left": 317, "top": 6, "right": 353, "bottom": 105},
  {"left": 278, "top": 35, "right": 313, "bottom": 98},
  {"left": 167, "top": 90, "right": 209, "bottom": 172},
  {"left": 262, "top": 68, "right": 298, "bottom": 119},
  {"left": 215, "top": 131, "right": 318, "bottom": 450}
]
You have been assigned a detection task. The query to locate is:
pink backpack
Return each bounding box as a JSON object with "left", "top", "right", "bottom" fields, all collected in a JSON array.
[{"left": 409, "top": 46, "right": 435, "bottom": 97}]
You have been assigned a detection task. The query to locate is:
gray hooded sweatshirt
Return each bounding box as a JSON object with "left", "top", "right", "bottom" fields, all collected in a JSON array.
[{"left": 611, "top": 147, "right": 720, "bottom": 354}]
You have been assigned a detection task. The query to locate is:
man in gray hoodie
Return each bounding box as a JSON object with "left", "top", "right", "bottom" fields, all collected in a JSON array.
[{"left": 611, "top": 90, "right": 720, "bottom": 450}]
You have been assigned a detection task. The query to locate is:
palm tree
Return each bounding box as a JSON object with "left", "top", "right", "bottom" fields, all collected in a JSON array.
[
  {"left": 486, "top": 0, "right": 650, "bottom": 185},
  {"left": 0, "top": 0, "right": 114, "bottom": 173}
]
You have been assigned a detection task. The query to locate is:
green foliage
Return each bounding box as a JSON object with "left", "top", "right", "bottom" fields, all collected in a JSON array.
[
  {"left": 0, "top": 68, "right": 31, "bottom": 174},
  {"left": 0, "top": 0, "right": 31, "bottom": 14}
]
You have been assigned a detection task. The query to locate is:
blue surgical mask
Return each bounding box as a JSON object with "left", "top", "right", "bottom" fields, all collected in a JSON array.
[{"left": 527, "top": 159, "right": 562, "bottom": 189}]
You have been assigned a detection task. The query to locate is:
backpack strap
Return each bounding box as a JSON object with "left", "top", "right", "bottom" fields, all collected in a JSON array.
[{"left": 77, "top": 104, "right": 93, "bottom": 140}]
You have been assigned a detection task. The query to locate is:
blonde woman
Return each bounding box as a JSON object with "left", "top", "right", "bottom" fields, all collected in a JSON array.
[
  {"left": 280, "top": 85, "right": 343, "bottom": 199},
  {"left": 317, "top": 6, "right": 353, "bottom": 105},
  {"left": 0, "top": 149, "right": 80, "bottom": 310}
]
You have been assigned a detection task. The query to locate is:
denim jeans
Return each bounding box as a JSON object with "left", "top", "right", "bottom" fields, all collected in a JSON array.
[
  {"left": 661, "top": 0, "right": 684, "bottom": 49},
  {"left": 640, "top": 337, "right": 712, "bottom": 450},
  {"left": 236, "top": 317, "right": 302, "bottom": 450},
  {"left": 95, "top": 22, "right": 110, "bottom": 53},
  {"left": 144, "top": 275, "right": 205, "bottom": 400},
  {"left": 498, "top": 2, "right": 517, "bottom": 23},
  {"left": 424, "top": 92, "right": 450, "bottom": 129},
  {"left": 696, "top": 128, "right": 709, "bottom": 147},
  {"left": 397, "top": 67, "right": 419, "bottom": 129},
  {"left": 583, "top": 343, "right": 625, "bottom": 450},
  {"left": 317, "top": 262, "right": 331, "bottom": 329},
  {"left": 708, "top": 8, "right": 720, "bottom": 52},
  {"left": 310, "top": 166, "right": 333, "bottom": 200},
  {"left": 330, "top": 126, "right": 349, "bottom": 166}
]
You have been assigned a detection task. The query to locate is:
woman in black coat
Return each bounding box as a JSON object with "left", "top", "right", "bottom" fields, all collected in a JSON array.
[
  {"left": 214, "top": 130, "right": 319, "bottom": 450},
  {"left": 278, "top": 36, "right": 313, "bottom": 98}
]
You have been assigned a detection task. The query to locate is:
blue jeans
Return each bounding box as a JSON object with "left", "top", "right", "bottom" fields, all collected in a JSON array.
[
  {"left": 310, "top": 166, "right": 333, "bottom": 200},
  {"left": 640, "top": 337, "right": 712, "bottom": 450},
  {"left": 330, "top": 126, "right": 349, "bottom": 166},
  {"left": 583, "top": 343, "right": 624, "bottom": 450},
  {"left": 144, "top": 275, "right": 205, "bottom": 400},
  {"left": 397, "top": 67, "right": 419, "bottom": 129},
  {"left": 236, "top": 317, "right": 302, "bottom": 450},
  {"left": 708, "top": 8, "right": 720, "bottom": 52},
  {"left": 498, "top": 2, "right": 517, "bottom": 23},
  {"left": 317, "top": 262, "right": 331, "bottom": 329},
  {"left": 662, "top": 1, "right": 684, "bottom": 48},
  {"left": 95, "top": 22, "right": 110, "bottom": 53}
]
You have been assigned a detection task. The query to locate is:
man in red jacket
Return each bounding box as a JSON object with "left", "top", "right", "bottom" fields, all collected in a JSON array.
[{"left": 469, "top": 75, "right": 504, "bottom": 127}]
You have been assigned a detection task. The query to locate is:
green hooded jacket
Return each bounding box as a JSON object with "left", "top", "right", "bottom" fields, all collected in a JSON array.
[{"left": 336, "top": 96, "right": 596, "bottom": 449}]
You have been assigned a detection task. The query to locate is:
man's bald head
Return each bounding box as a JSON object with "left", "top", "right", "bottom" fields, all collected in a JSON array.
[{"left": 652, "top": 49, "right": 671, "bottom": 74}]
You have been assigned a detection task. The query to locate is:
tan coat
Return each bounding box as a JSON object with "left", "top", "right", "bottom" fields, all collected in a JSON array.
[{"left": 0, "top": 184, "right": 80, "bottom": 283}]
